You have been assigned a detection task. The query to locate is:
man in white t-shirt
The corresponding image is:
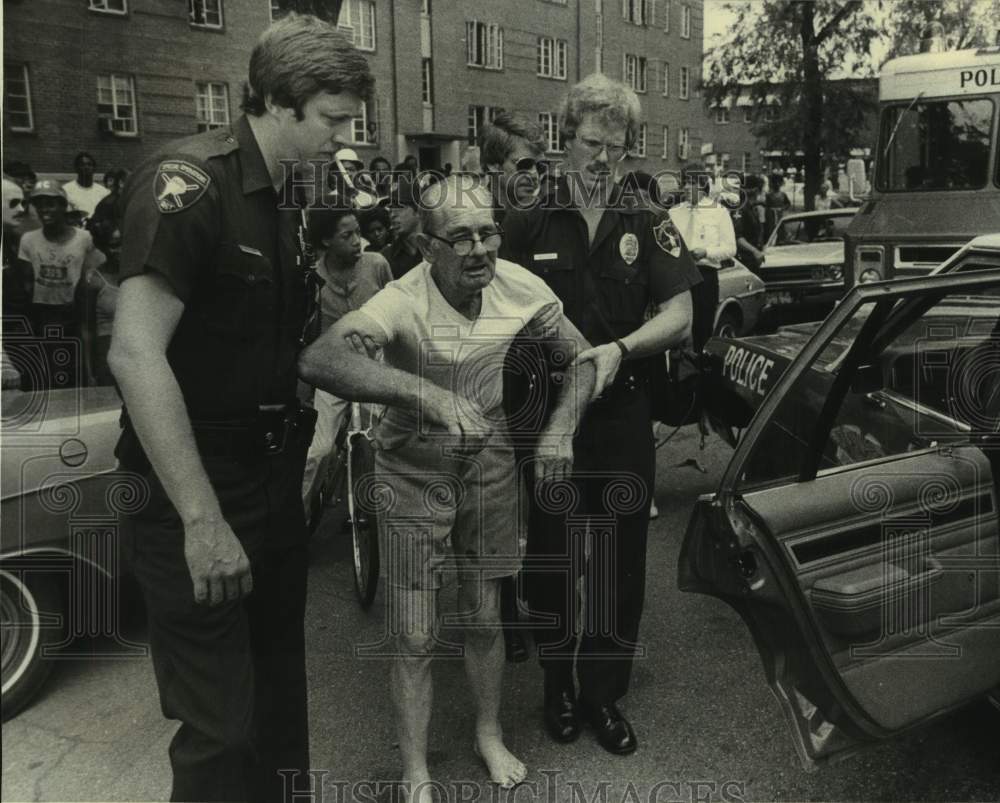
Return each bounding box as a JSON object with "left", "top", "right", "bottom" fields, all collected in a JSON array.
[
  {"left": 300, "top": 175, "right": 601, "bottom": 801},
  {"left": 62, "top": 151, "right": 110, "bottom": 218},
  {"left": 668, "top": 169, "right": 737, "bottom": 269}
]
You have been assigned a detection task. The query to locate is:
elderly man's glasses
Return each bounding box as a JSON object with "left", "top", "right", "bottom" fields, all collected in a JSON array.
[
  {"left": 426, "top": 224, "right": 504, "bottom": 257},
  {"left": 512, "top": 157, "right": 538, "bottom": 172},
  {"left": 574, "top": 137, "right": 628, "bottom": 162}
]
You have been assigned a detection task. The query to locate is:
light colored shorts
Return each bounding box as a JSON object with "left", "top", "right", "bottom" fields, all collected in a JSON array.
[{"left": 372, "top": 416, "right": 523, "bottom": 590}]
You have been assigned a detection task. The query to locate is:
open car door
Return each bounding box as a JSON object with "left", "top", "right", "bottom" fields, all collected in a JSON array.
[{"left": 680, "top": 266, "right": 1000, "bottom": 769}]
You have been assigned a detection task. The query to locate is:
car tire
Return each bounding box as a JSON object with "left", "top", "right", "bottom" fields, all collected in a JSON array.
[
  {"left": 714, "top": 309, "right": 742, "bottom": 339},
  {"left": 1, "top": 568, "right": 62, "bottom": 721}
]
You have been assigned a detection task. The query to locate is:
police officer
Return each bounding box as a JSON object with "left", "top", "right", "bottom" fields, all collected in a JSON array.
[
  {"left": 501, "top": 73, "right": 701, "bottom": 756},
  {"left": 108, "top": 15, "right": 373, "bottom": 802}
]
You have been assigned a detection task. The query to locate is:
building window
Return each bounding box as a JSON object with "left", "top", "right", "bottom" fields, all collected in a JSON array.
[
  {"left": 97, "top": 74, "right": 137, "bottom": 136},
  {"left": 662, "top": 0, "right": 670, "bottom": 31},
  {"left": 678, "top": 127, "right": 689, "bottom": 160},
  {"left": 196, "top": 82, "right": 230, "bottom": 132},
  {"left": 468, "top": 105, "right": 499, "bottom": 145},
  {"left": 537, "top": 37, "right": 568, "bottom": 79},
  {"left": 633, "top": 123, "right": 647, "bottom": 158},
  {"left": 661, "top": 63, "right": 670, "bottom": 97},
  {"left": 623, "top": 54, "right": 647, "bottom": 93},
  {"left": 661, "top": 125, "right": 670, "bottom": 159},
  {"left": 715, "top": 107, "right": 729, "bottom": 124},
  {"left": 89, "top": 0, "right": 127, "bottom": 13},
  {"left": 337, "top": 0, "right": 376, "bottom": 51},
  {"left": 764, "top": 105, "right": 778, "bottom": 122},
  {"left": 679, "top": 65, "right": 690, "bottom": 99},
  {"left": 189, "top": 0, "right": 223, "bottom": 28},
  {"left": 466, "top": 21, "right": 504, "bottom": 70},
  {"left": 742, "top": 151, "right": 751, "bottom": 172},
  {"left": 421, "top": 58, "right": 433, "bottom": 104},
  {"left": 538, "top": 112, "right": 562, "bottom": 153},
  {"left": 622, "top": 0, "right": 647, "bottom": 25},
  {"left": 352, "top": 97, "right": 377, "bottom": 144},
  {"left": 680, "top": 4, "right": 691, "bottom": 38},
  {"left": 4, "top": 64, "right": 34, "bottom": 132},
  {"left": 743, "top": 106, "right": 753, "bottom": 123}
]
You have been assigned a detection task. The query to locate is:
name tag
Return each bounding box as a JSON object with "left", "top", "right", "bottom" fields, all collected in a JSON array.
[
  {"left": 238, "top": 244, "right": 264, "bottom": 257},
  {"left": 533, "top": 252, "right": 558, "bottom": 261}
]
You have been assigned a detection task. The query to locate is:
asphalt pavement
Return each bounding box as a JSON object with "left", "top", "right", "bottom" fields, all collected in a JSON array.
[{"left": 2, "top": 426, "right": 998, "bottom": 802}]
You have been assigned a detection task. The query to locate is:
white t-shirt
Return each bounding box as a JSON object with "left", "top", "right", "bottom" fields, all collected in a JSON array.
[
  {"left": 359, "top": 258, "right": 561, "bottom": 435},
  {"left": 62, "top": 180, "right": 110, "bottom": 217},
  {"left": 669, "top": 200, "right": 737, "bottom": 267},
  {"left": 18, "top": 227, "right": 106, "bottom": 306}
]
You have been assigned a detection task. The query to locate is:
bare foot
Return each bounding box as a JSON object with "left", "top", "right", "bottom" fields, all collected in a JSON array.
[
  {"left": 401, "top": 772, "right": 437, "bottom": 803},
  {"left": 474, "top": 731, "right": 527, "bottom": 788}
]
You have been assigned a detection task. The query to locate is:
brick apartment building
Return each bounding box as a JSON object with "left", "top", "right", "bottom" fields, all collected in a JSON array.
[
  {"left": 701, "top": 78, "right": 879, "bottom": 179},
  {"left": 3, "top": 0, "right": 708, "bottom": 177}
]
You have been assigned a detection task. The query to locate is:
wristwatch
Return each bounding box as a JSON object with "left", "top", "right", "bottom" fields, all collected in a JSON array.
[{"left": 614, "top": 338, "right": 630, "bottom": 359}]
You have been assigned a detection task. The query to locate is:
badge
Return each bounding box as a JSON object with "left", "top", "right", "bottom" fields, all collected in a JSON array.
[
  {"left": 619, "top": 233, "right": 639, "bottom": 265},
  {"left": 155, "top": 160, "right": 210, "bottom": 213},
  {"left": 653, "top": 219, "right": 682, "bottom": 258}
]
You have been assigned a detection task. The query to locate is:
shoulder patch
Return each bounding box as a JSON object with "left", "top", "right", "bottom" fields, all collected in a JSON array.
[
  {"left": 653, "top": 218, "right": 682, "bottom": 258},
  {"left": 154, "top": 160, "right": 210, "bottom": 213}
]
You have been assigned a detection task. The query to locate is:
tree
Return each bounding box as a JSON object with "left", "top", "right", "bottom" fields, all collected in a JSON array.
[
  {"left": 704, "top": 1, "right": 883, "bottom": 210},
  {"left": 885, "top": 0, "right": 999, "bottom": 58},
  {"left": 270, "top": 0, "right": 343, "bottom": 23}
]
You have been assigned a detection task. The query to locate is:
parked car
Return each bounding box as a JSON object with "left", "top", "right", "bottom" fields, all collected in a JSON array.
[
  {"left": 683, "top": 235, "right": 1000, "bottom": 767},
  {"left": 1, "top": 382, "right": 141, "bottom": 721},
  {"left": 712, "top": 257, "right": 767, "bottom": 338},
  {"left": 760, "top": 208, "right": 858, "bottom": 317}
]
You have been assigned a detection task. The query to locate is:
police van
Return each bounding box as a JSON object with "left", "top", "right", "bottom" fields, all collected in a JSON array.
[{"left": 844, "top": 35, "right": 1000, "bottom": 289}]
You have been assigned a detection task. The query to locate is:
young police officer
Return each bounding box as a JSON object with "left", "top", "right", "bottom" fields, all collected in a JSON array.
[
  {"left": 501, "top": 73, "right": 701, "bottom": 755},
  {"left": 109, "top": 15, "right": 373, "bottom": 802}
]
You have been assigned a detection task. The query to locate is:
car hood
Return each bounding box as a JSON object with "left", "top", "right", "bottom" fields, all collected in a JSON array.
[{"left": 763, "top": 242, "right": 844, "bottom": 267}]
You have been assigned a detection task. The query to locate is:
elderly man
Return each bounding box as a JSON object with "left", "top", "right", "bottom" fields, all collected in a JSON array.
[
  {"left": 300, "top": 174, "right": 598, "bottom": 798},
  {"left": 501, "top": 73, "right": 701, "bottom": 755}
]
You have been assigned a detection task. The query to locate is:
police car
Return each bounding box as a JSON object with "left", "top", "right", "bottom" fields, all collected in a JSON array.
[
  {"left": 682, "top": 234, "right": 1000, "bottom": 767},
  {"left": 1, "top": 369, "right": 140, "bottom": 720}
]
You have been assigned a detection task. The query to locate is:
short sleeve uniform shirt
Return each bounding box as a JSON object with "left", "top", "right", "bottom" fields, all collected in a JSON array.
[
  {"left": 500, "top": 177, "right": 701, "bottom": 347},
  {"left": 119, "top": 115, "right": 306, "bottom": 421}
]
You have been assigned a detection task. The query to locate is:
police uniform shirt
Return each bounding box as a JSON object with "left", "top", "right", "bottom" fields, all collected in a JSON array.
[
  {"left": 500, "top": 176, "right": 701, "bottom": 347},
  {"left": 120, "top": 115, "right": 305, "bottom": 421}
]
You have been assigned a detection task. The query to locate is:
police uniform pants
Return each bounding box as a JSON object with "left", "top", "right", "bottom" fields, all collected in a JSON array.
[
  {"left": 123, "top": 427, "right": 313, "bottom": 803},
  {"left": 523, "top": 388, "right": 655, "bottom": 705}
]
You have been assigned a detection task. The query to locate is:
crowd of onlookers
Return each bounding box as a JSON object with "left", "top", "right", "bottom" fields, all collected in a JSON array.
[{"left": 2, "top": 153, "right": 126, "bottom": 391}]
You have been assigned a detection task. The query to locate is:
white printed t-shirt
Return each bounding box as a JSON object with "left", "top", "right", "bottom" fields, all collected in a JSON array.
[
  {"left": 358, "top": 258, "right": 561, "bottom": 437},
  {"left": 18, "top": 227, "right": 106, "bottom": 306}
]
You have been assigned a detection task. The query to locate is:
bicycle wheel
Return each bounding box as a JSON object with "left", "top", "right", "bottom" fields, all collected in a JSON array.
[{"left": 346, "top": 431, "right": 379, "bottom": 609}]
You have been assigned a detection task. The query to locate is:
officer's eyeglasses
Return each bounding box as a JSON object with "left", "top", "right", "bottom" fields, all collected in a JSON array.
[
  {"left": 574, "top": 137, "right": 628, "bottom": 162},
  {"left": 426, "top": 225, "right": 504, "bottom": 257}
]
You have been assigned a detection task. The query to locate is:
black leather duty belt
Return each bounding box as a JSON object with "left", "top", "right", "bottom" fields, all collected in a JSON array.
[{"left": 191, "top": 402, "right": 316, "bottom": 458}]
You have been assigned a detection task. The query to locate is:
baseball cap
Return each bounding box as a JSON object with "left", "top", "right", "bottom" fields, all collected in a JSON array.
[
  {"left": 387, "top": 176, "right": 422, "bottom": 209},
  {"left": 29, "top": 179, "right": 68, "bottom": 201},
  {"left": 334, "top": 148, "right": 364, "bottom": 168}
]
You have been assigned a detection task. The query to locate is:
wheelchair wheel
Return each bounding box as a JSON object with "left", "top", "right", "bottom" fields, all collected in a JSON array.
[{"left": 346, "top": 431, "right": 379, "bottom": 610}]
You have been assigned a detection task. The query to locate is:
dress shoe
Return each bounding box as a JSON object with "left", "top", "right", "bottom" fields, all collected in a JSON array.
[
  {"left": 543, "top": 688, "right": 582, "bottom": 743},
  {"left": 580, "top": 699, "right": 637, "bottom": 755},
  {"left": 504, "top": 630, "right": 529, "bottom": 663}
]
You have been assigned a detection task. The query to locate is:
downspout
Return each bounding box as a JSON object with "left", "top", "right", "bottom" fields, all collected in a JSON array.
[
  {"left": 389, "top": 0, "right": 401, "bottom": 162},
  {"left": 595, "top": 0, "right": 603, "bottom": 74}
]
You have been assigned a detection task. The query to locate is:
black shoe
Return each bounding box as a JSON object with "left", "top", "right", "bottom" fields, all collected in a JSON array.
[
  {"left": 504, "top": 630, "right": 529, "bottom": 663},
  {"left": 543, "top": 687, "right": 582, "bottom": 743},
  {"left": 580, "top": 699, "right": 637, "bottom": 755}
]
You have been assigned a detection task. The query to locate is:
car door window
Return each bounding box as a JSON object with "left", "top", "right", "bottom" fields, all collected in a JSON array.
[{"left": 737, "top": 289, "right": 1000, "bottom": 491}]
